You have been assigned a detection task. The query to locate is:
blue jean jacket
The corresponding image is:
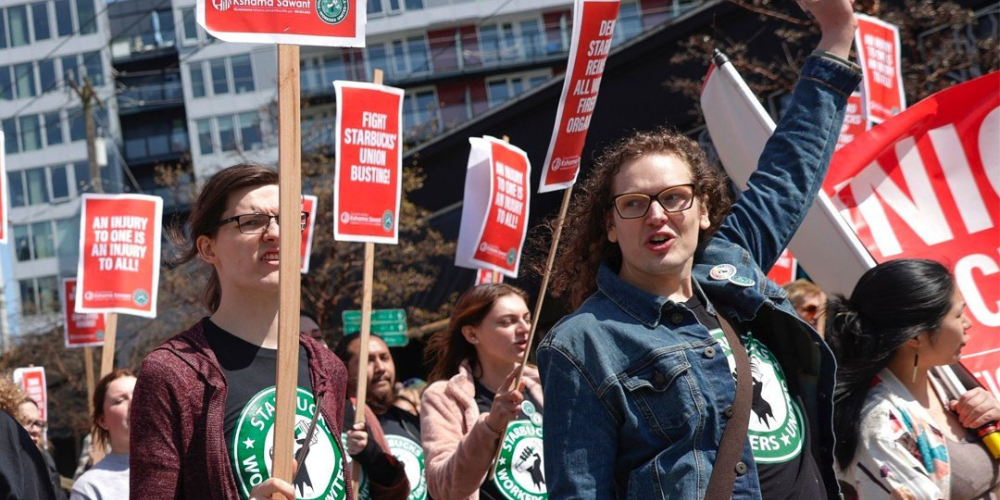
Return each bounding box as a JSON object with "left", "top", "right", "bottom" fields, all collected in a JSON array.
[{"left": 537, "top": 54, "right": 861, "bottom": 500}]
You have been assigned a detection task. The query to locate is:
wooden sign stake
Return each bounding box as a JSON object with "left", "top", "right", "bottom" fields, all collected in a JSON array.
[
  {"left": 489, "top": 185, "right": 574, "bottom": 476},
  {"left": 98, "top": 313, "right": 117, "bottom": 377},
  {"left": 271, "top": 43, "right": 303, "bottom": 485}
]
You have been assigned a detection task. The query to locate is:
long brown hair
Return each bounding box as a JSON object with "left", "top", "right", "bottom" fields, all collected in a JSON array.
[
  {"left": 425, "top": 284, "right": 529, "bottom": 383},
  {"left": 92, "top": 368, "right": 136, "bottom": 451},
  {"left": 543, "top": 127, "right": 731, "bottom": 309},
  {"left": 170, "top": 163, "right": 279, "bottom": 312}
]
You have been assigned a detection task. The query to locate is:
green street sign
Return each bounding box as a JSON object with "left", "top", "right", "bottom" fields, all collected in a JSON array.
[{"left": 342, "top": 309, "right": 408, "bottom": 347}]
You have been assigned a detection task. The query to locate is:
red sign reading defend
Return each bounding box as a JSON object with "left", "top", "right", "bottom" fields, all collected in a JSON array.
[
  {"left": 333, "top": 81, "right": 404, "bottom": 244},
  {"left": 63, "top": 278, "right": 105, "bottom": 348},
  {"left": 539, "top": 0, "right": 620, "bottom": 193},
  {"left": 76, "top": 194, "right": 163, "bottom": 318},
  {"left": 855, "top": 14, "right": 905, "bottom": 123},
  {"left": 198, "top": 0, "right": 365, "bottom": 47}
]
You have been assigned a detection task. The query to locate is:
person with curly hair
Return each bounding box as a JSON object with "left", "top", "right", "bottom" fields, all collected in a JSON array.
[
  {"left": 0, "top": 375, "right": 58, "bottom": 500},
  {"left": 534, "top": 0, "right": 862, "bottom": 498}
]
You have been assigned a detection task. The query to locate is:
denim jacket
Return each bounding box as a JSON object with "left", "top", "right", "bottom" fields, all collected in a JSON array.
[{"left": 537, "top": 54, "right": 861, "bottom": 500}]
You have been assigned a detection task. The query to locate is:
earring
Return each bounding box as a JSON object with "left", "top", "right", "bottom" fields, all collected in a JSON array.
[{"left": 911, "top": 352, "right": 919, "bottom": 383}]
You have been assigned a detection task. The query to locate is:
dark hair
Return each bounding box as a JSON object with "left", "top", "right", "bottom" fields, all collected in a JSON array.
[
  {"left": 544, "top": 127, "right": 731, "bottom": 309},
  {"left": 829, "top": 259, "right": 955, "bottom": 468},
  {"left": 92, "top": 368, "right": 136, "bottom": 451},
  {"left": 171, "top": 164, "right": 278, "bottom": 312},
  {"left": 334, "top": 333, "right": 362, "bottom": 363},
  {"left": 424, "top": 284, "right": 530, "bottom": 383}
]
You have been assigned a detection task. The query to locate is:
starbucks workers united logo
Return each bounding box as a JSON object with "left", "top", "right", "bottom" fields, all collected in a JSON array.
[
  {"left": 317, "top": 0, "right": 348, "bottom": 24},
  {"left": 491, "top": 401, "right": 547, "bottom": 500},
  {"left": 232, "top": 387, "right": 346, "bottom": 500},
  {"left": 385, "top": 435, "right": 427, "bottom": 500}
]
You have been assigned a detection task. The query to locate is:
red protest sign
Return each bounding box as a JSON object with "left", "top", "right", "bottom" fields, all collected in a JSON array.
[
  {"left": 333, "top": 81, "right": 404, "bottom": 244},
  {"left": 0, "top": 131, "right": 6, "bottom": 244},
  {"left": 456, "top": 137, "right": 531, "bottom": 278},
  {"left": 539, "top": 0, "right": 620, "bottom": 193},
  {"left": 474, "top": 269, "right": 504, "bottom": 286},
  {"left": 826, "top": 72, "right": 1000, "bottom": 390},
  {"left": 13, "top": 367, "right": 47, "bottom": 421},
  {"left": 62, "top": 278, "right": 105, "bottom": 348},
  {"left": 197, "top": 0, "right": 364, "bottom": 47},
  {"left": 836, "top": 92, "right": 868, "bottom": 152},
  {"left": 301, "top": 195, "right": 318, "bottom": 273},
  {"left": 76, "top": 194, "right": 163, "bottom": 318},
  {"left": 855, "top": 14, "right": 905, "bottom": 123},
  {"left": 767, "top": 248, "right": 797, "bottom": 286}
]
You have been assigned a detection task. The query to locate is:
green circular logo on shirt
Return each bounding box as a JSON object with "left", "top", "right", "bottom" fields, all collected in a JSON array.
[
  {"left": 709, "top": 329, "right": 806, "bottom": 464},
  {"left": 491, "top": 420, "right": 547, "bottom": 500},
  {"left": 341, "top": 432, "right": 371, "bottom": 500},
  {"left": 386, "top": 434, "right": 427, "bottom": 500},
  {"left": 317, "top": 0, "right": 349, "bottom": 24},
  {"left": 232, "top": 387, "right": 346, "bottom": 500}
]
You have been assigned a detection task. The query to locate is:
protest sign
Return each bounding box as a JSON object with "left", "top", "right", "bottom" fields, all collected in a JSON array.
[
  {"left": 475, "top": 268, "right": 504, "bottom": 286},
  {"left": 836, "top": 92, "right": 868, "bottom": 151},
  {"left": 13, "top": 367, "right": 46, "bottom": 421},
  {"left": 301, "top": 195, "right": 318, "bottom": 274},
  {"left": 333, "top": 81, "right": 405, "bottom": 244},
  {"left": 456, "top": 137, "right": 531, "bottom": 278},
  {"left": 827, "top": 71, "right": 1000, "bottom": 390},
  {"left": 766, "top": 249, "right": 797, "bottom": 286},
  {"left": 75, "top": 194, "right": 163, "bottom": 318},
  {"left": 701, "top": 50, "right": 875, "bottom": 296},
  {"left": 197, "top": 0, "right": 365, "bottom": 47},
  {"left": 0, "top": 131, "right": 6, "bottom": 243},
  {"left": 63, "top": 278, "right": 105, "bottom": 348},
  {"left": 538, "top": 0, "right": 620, "bottom": 193},
  {"left": 855, "top": 14, "right": 905, "bottom": 123}
]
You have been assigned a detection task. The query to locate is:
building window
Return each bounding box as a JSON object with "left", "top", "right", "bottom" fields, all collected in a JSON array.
[
  {"left": 56, "top": 217, "right": 79, "bottom": 259},
  {"left": 20, "top": 276, "right": 60, "bottom": 316},
  {"left": 82, "top": 51, "right": 103, "bottom": 86},
  {"left": 366, "top": 44, "right": 388, "bottom": 81},
  {"left": 403, "top": 88, "right": 439, "bottom": 137},
  {"left": 0, "top": 66, "right": 12, "bottom": 100},
  {"left": 69, "top": 108, "right": 85, "bottom": 141},
  {"left": 19, "top": 115, "right": 41, "bottom": 151},
  {"left": 405, "top": 0, "right": 423, "bottom": 10},
  {"left": 196, "top": 119, "right": 213, "bottom": 155},
  {"left": 615, "top": 3, "right": 642, "bottom": 44},
  {"left": 31, "top": 2, "right": 50, "bottom": 41},
  {"left": 54, "top": 0, "right": 72, "bottom": 36},
  {"left": 51, "top": 164, "right": 69, "bottom": 199},
  {"left": 189, "top": 63, "right": 206, "bottom": 98},
  {"left": 77, "top": 0, "right": 96, "bottom": 35},
  {"left": 239, "top": 112, "right": 262, "bottom": 150},
  {"left": 407, "top": 36, "right": 430, "bottom": 74},
  {"left": 38, "top": 59, "right": 56, "bottom": 93},
  {"left": 14, "top": 63, "right": 36, "bottom": 99},
  {"left": 44, "top": 111, "right": 62, "bottom": 145},
  {"left": 2, "top": 118, "right": 19, "bottom": 153},
  {"left": 181, "top": 8, "right": 198, "bottom": 44},
  {"left": 26, "top": 167, "right": 50, "bottom": 205},
  {"left": 8, "top": 5, "right": 30, "bottom": 47},
  {"left": 217, "top": 116, "right": 236, "bottom": 152},
  {"left": 322, "top": 53, "right": 347, "bottom": 86},
  {"left": 210, "top": 58, "right": 229, "bottom": 95},
  {"left": 13, "top": 225, "right": 31, "bottom": 261},
  {"left": 487, "top": 72, "right": 550, "bottom": 107},
  {"left": 62, "top": 54, "right": 78, "bottom": 84},
  {"left": 73, "top": 161, "right": 90, "bottom": 192},
  {"left": 7, "top": 171, "right": 25, "bottom": 207},
  {"left": 31, "top": 221, "right": 55, "bottom": 258},
  {"left": 368, "top": 0, "right": 384, "bottom": 17},
  {"left": 0, "top": 7, "right": 7, "bottom": 49},
  {"left": 231, "top": 55, "right": 254, "bottom": 93}
]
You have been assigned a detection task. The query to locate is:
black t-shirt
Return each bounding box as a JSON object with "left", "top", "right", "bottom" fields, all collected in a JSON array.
[
  {"left": 684, "top": 294, "right": 824, "bottom": 500},
  {"left": 205, "top": 318, "right": 347, "bottom": 500},
  {"left": 474, "top": 378, "right": 547, "bottom": 500},
  {"left": 378, "top": 406, "right": 429, "bottom": 500}
]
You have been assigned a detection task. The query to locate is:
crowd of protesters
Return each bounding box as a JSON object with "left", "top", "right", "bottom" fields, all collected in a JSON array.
[{"left": 2, "top": 0, "right": 999, "bottom": 499}]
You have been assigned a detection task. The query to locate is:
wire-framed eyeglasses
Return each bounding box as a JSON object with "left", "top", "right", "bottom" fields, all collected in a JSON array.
[
  {"left": 612, "top": 184, "right": 697, "bottom": 219},
  {"left": 216, "top": 212, "right": 309, "bottom": 234}
]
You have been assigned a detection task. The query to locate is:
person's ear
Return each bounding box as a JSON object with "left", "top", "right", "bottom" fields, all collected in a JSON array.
[
  {"left": 461, "top": 325, "right": 479, "bottom": 345},
  {"left": 97, "top": 414, "right": 109, "bottom": 431},
  {"left": 196, "top": 234, "right": 218, "bottom": 265}
]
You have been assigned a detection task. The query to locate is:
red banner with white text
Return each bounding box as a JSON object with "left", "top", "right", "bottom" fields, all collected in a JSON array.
[{"left": 826, "top": 72, "right": 1000, "bottom": 390}]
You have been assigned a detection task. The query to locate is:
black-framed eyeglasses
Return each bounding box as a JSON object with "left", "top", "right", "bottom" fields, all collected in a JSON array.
[
  {"left": 612, "top": 183, "right": 697, "bottom": 219},
  {"left": 217, "top": 212, "right": 309, "bottom": 234}
]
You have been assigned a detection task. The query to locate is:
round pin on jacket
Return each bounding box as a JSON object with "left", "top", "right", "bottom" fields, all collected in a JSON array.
[
  {"left": 710, "top": 264, "right": 737, "bottom": 280},
  {"left": 729, "top": 275, "right": 755, "bottom": 287}
]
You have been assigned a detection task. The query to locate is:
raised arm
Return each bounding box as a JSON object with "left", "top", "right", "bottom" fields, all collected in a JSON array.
[{"left": 716, "top": 0, "right": 861, "bottom": 270}]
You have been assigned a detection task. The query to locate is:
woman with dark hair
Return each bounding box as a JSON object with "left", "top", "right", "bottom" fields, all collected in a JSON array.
[
  {"left": 830, "top": 259, "right": 1000, "bottom": 500},
  {"left": 130, "top": 163, "right": 353, "bottom": 500},
  {"left": 71, "top": 369, "right": 136, "bottom": 500},
  {"left": 421, "top": 283, "right": 544, "bottom": 500}
]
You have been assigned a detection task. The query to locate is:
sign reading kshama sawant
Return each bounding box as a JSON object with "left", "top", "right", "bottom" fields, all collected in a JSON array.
[
  {"left": 333, "top": 81, "right": 404, "bottom": 244},
  {"left": 456, "top": 137, "right": 531, "bottom": 278},
  {"left": 197, "top": 0, "right": 365, "bottom": 47},
  {"left": 538, "top": 0, "right": 620, "bottom": 193},
  {"left": 76, "top": 194, "right": 163, "bottom": 318},
  {"left": 826, "top": 72, "right": 1000, "bottom": 391},
  {"left": 63, "top": 278, "right": 105, "bottom": 348}
]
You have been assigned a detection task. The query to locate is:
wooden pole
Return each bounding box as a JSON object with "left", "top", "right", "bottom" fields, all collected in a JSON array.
[
  {"left": 83, "top": 347, "right": 95, "bottom": 415},
  {"left": 489, "top": 185, "right": 574, "bottom": 476},
  {"left": 99, "top": 313, "right": 117, "bottom": 377},
  {"left": 271, "top": 43, "right": 302, "bottom": 485}
]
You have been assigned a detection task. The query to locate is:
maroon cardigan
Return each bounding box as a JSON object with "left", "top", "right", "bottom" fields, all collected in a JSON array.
[{"left": 129, "top": 320, "right": 358, "bottom": 500}]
